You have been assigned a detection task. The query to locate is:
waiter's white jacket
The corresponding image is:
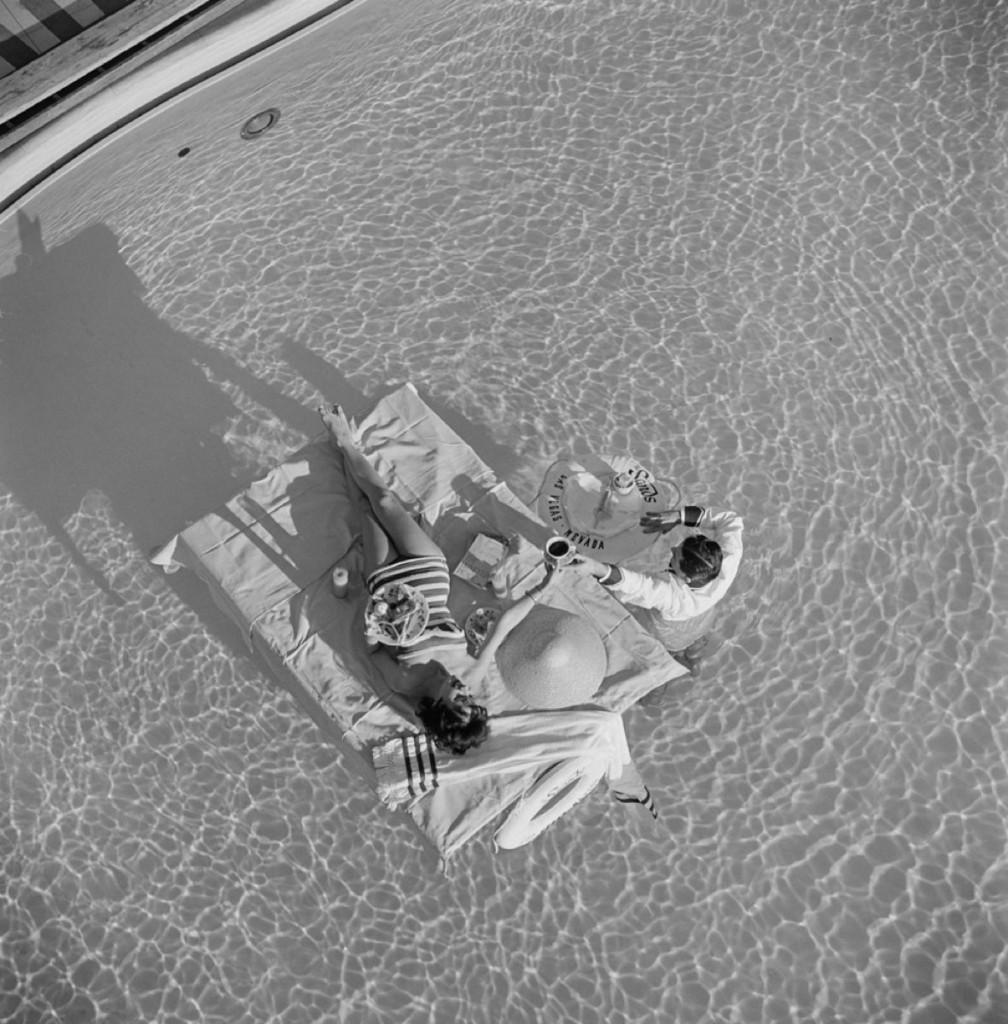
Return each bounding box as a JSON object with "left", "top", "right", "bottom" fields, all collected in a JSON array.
[{"left": 608, "top": 508, "right": 743, "bottom": 621}]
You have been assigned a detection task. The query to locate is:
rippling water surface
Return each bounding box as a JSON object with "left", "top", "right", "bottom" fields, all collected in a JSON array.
[{"left": 1, "top": 0, "right": 1005, "bottom": 1021}]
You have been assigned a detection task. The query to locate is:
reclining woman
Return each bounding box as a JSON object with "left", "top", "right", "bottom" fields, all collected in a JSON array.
[{"left": 319, "top": 403, "right": 553, "bottom": 755}]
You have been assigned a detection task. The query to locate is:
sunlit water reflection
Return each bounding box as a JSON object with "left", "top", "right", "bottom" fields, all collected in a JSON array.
[{"left": 1, "top": 0, "right": 1005, "bottom": 1021}]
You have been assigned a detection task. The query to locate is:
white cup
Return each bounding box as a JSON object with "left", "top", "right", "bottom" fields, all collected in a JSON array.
[
  {"left": 331, "top": 566, "right": 350, "bottom": 598},
  {"left": 543, "top": 535, "right": 576, "bottom": 568},
  {"left": 610, "top": 470, "right": 636, "bottom": 495}
]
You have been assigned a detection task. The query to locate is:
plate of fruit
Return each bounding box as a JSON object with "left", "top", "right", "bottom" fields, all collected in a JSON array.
[{"left": 365, "top": 583, "right": 430, "bottom": 647}]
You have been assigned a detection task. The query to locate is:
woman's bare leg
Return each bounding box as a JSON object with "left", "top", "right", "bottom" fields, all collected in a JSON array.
[
  {"left": 319, "top": 404, "right": 442, "bottom": 559},
  {"left": 340, "top": 449, "right": 394, "bottom": 575}
]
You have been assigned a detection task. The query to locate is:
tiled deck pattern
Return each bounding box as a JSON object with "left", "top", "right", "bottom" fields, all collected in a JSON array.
[{"left": 0, "top": 0, "right": 135, "bottom": 77}]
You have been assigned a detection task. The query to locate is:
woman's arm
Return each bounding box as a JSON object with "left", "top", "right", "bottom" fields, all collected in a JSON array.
[{"left": 461, "top": 568, "right": 554, "bottom": 684}]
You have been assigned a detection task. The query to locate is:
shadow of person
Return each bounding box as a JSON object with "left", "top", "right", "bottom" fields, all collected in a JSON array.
[{"left": 0, "top": 214, "right": 307, "bottom": 599}]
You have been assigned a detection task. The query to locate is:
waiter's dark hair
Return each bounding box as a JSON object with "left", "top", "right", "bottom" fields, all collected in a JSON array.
[{"left": 679, "top": 535, "right": 722, "bottom": 587}]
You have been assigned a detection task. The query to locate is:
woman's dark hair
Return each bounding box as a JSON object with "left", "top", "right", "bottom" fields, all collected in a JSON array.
[
  {"left": 679, "top": 535, "right": 723, "bottom": 587},
  {"left": 416, "top": 695, "right": 490, "bottom": 755}
]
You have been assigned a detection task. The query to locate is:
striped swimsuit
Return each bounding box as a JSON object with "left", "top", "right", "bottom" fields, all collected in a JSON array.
[{"left": 367, "top": 555, "right": 467, "bottom": 665}]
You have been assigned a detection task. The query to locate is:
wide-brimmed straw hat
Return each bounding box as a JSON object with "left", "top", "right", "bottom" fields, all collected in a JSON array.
[{"left": 495, "top": 606, "right": 607, "bottom": 709}]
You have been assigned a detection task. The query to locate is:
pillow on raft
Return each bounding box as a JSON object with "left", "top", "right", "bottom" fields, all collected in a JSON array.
[{"left": 496, "top": 606, "right": 607, "bottom": 709}]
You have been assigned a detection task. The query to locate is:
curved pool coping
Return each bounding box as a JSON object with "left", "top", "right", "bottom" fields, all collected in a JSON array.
[{"left": 0, "top": 0, "right": 362, "bottom": 218}]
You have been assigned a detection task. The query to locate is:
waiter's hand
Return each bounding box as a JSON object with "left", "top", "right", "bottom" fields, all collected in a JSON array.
[
  {"left": 640, "top": 509, "right": 682, "bottom": 535},
  {"left": 567, "top": 555, "right": 609, "bottom": 580}
]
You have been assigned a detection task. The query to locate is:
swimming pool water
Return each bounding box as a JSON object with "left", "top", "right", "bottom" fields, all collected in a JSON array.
[{"left": 0, "top": 0, "right": 1005, "bottom": 1021}]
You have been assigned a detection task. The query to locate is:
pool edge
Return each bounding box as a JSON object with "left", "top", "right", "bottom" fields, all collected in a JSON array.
[{"left": 0, "top": 0, "right": 364, "bottom": 219}]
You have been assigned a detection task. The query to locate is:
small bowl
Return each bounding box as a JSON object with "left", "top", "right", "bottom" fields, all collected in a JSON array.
[{"left": 464, "top": 606, "right": 500, "bottom": 653}]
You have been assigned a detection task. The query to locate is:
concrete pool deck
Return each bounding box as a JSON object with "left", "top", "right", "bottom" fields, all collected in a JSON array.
[
  {"left": 0, "top": 0, "right": 355, "bottom": 155},
  {"left": 0, "top": 0, "right": 361, "bottom": 213}
]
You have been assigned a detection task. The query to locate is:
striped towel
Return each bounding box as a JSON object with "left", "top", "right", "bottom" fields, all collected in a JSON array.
[{"left": 382, "top": 733, "right": 442, "bottom": 801}]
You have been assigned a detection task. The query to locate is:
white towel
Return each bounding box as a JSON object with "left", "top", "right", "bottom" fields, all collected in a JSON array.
[{"left": 372, "top": 709, "right": 636, "bottom": 856}]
